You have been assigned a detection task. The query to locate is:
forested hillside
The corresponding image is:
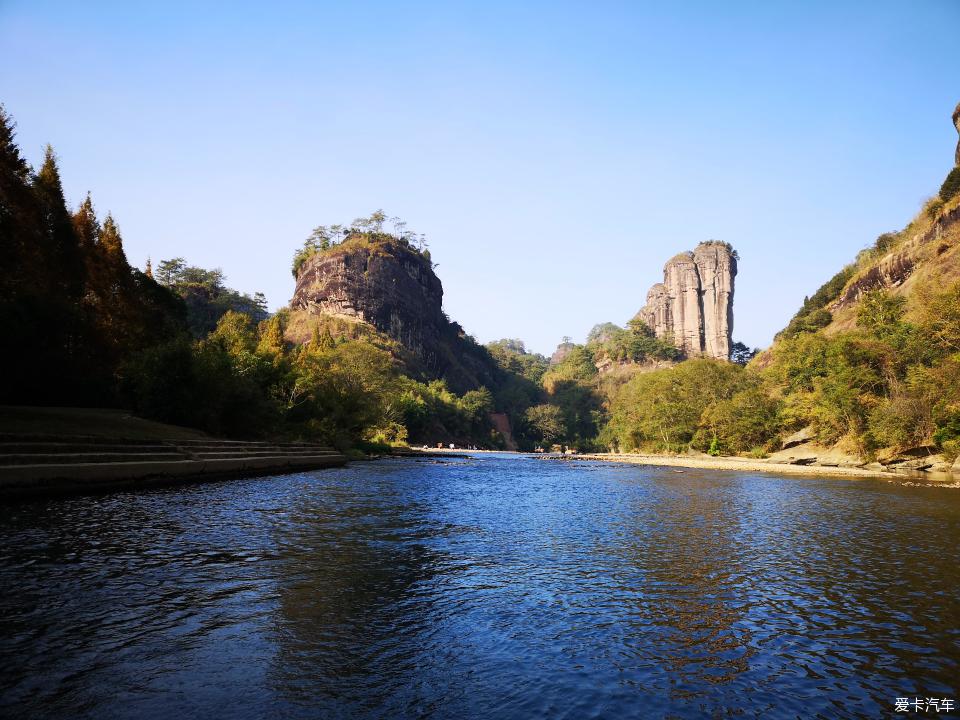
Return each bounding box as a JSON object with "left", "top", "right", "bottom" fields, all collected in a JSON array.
[
  {"left": 5, "top": 99, "right": 959, "bottom": 466},
  {"left": 0, "top": 109, "right": 547, "bottom": 450},
  {"left": 597, "top": 103, "right": 960, "bottom": 469}
]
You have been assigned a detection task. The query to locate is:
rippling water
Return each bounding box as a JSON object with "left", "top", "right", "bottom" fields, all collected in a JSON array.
[{"left": 1, "top": 454, "right": 958, "bottom": 718}]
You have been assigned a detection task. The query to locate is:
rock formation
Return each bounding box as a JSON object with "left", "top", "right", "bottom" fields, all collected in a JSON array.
[
  {"left": 635, "top": 241, "right": 737, "bottom": 360},
  {"left": 291, "top": 238, "right": 446, "bottom": 369},
  {"left": 549, "top": 341, "right": 575, "bottom": 365}
]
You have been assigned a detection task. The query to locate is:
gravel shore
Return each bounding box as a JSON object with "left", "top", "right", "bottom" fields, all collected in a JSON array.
[
  {"left": 546, "top": 452, "right": 960, "bottom": 482},
  {"left": 408, "top": 447, "right": 960, "bottom": 484}
]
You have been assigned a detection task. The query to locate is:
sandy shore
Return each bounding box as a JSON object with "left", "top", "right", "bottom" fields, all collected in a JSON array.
[
  {"left": 405, "top": 447, "right": 960, "bottom": 484},
  {"left": 549, "top": 452, "right": 960, "bottom": 483}
]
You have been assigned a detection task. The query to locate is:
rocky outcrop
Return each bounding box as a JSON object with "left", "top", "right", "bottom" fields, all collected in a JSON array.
[
  {"left": 826, "top": 104, "right": 960, "bottom": 315},
  {"left": 594, "top": 356, "right": 675, "bottom": 376},
  {"left": 832, "top": 246, "right": 916, "bottom": 310},
  {"left": 488, "top": 412, "right": 516, "bottom": 450},
  {"left": 831, "top": 200, "right": 960, "bottom": 312},
  {"left": 636, "top": 241, "right": 737, "bottom": 360},
  {"left": 291, "top": 239, "right": 446, "bottom": 369},
  {"left": 550, "top": 341, "right": 575, "bottom": 365}
]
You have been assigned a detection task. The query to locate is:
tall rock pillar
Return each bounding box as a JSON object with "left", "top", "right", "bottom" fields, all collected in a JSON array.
[
  {"left": 664, "top": 252, "right": 704, "bottom": 357},
  {"left": 638, "top": 283, "right": 670, "bottom": 338},
  {"left": 693, "top": 242, "right": 737, "bottom": 361},
  {"left": 634, "top": 241, "right": 738, "bottom": 360}
]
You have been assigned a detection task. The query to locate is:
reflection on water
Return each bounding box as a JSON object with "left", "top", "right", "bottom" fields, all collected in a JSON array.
[{"left": 1, "top": 455, "right": 958, "bottom": 719}]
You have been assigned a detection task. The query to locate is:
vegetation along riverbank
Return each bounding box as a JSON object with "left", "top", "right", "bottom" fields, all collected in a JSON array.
[
  {"left": 540, "top": 452, "right": 960, "bottom": 484},
  {"left": 2, "top": 103, "right": 960, "bottom": 477}
]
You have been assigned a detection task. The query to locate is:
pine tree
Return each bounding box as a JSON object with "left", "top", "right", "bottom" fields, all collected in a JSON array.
[
  {"left": 99, "top": 214, "right": 128, "bottom": 265},
  {"left": 257, "top": 314, "right": 285, "bottom": 356},
  {"left": 33, "top": 145, "right": 84, "bottom": 297},
  {"left": 0, "top": 106, "right": 42, "bottom": 294},
  {"left": 0, "top": 107, "right": 53, "bottom": 402},
  {"left": 0, "top": 105, "right": 30, "bottom": 186},
  {"left": 73, "top": 193, "right": 100, "bottom": 250}
]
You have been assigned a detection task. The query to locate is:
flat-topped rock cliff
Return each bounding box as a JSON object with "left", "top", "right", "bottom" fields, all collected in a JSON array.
[
  {"left": 635, "top": 241, "right": 737, "bottom": 360},
  {"left": 291, "top": 235, "right": 446, "bottom": 369}
]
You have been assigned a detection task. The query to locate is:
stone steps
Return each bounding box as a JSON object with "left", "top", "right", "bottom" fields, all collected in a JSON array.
[
  {"left": 184, "top": 449, "right": 341, "bottom": 459},
  {"left": 0, "top": 433, "right": 158, "bottom": 445},
  {"left": 0, "top": 452, "right": 187, "bottom": 465},
  {"left": 0, "top": 433, "right": 348, "bottom": 498},
  {"left": 0, "top": 442, "right": 177, "bottom": 454}
]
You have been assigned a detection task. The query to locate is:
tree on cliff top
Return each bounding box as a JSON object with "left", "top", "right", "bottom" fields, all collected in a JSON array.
[{"left": 292, "top": 210, "right": 430, "bottom": 279}]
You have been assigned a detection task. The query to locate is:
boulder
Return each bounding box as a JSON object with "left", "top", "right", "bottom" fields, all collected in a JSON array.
[
  {"left": 781, "top": 426, "right": 815, "bottom": 450},
  {"left": 876, "top": 445, "right": 938, "bottom": 467},
  {"left": 766, "top": 441, "right": 865, "bottom": 468}
]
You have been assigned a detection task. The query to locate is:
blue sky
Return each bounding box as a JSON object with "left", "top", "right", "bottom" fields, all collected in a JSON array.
[{"left": 2, "top": 1, "right": 957, "bottom": 355}]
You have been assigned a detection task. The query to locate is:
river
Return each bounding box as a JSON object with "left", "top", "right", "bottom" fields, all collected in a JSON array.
[{"left": 1, "top": 454, "right": 958, "bottom": 718}]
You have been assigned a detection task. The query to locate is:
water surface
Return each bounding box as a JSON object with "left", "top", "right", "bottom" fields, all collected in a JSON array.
[{"left": 1, "top": 454, "right": 958, "bottom": 718}]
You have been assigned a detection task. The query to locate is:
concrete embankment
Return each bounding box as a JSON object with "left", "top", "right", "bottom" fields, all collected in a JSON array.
[{"left": 0, "top": 435, "right": 347, "bottom": 498}]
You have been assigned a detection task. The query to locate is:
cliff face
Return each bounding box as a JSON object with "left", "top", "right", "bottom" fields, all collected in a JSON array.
[
  {"left": 636, "top": 241, "right": 737, "bottom": 360},
  {"left": 810, "top": 104, "right": 960, "bottom": 333},
  {"left": 291, "top": 239, "right": 446, "bottom": 369}
]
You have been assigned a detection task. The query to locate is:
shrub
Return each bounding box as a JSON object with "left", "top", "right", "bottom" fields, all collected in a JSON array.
[
  {"left": 869, "top": 395, "right": 933, "bottom": 450},
  {"left": 932, "top": 413, "right": 960, "bottom": 462},
  {"left": 874, "top": 232, "right": 897, "bottom": 254},
  {"left": 696, "top": 386, "right": 782, "bottom": 454},
  {"left": 707, "top": 437, "right": 721, "bottom": 456},
  {"left": 777, "top": 266, "right": 853, "bottom": 339},
  {"left": 940, "top": 166, "right": 960, "bottom": 203},
  {"left": 856, "top": 290, "right": 906, "bottom": 336}
]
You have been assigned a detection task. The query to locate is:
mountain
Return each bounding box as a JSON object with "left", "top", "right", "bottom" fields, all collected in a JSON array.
[
  {"left": 287, "top": 230, "right": 502, "bottom": 395},
  {"left": 754, "top": 101, "right": 960, "bottom": 472}
]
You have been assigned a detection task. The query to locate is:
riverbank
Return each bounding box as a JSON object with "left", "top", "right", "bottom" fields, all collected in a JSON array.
[
  {"left": 0, "top": 407, "right": 348, "bottom": 499},
  {"left": 543, "top": 452, "right": 960, "bottom": 483}
]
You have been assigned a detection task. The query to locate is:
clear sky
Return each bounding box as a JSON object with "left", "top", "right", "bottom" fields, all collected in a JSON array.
[{"left": 2, "top": 1, "right": 958, "bottom": 356}]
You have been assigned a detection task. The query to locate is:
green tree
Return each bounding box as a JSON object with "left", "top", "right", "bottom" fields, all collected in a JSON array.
[
  {"left": 606, "top": 359, "right": 750, "bottom": 451},
  {"left": 857, "top": 289, "right": 906, "bottom": 337},
  {"left": 369, "top": 209, "right": 386, "bottom": 232},
  {"left": 917, "top": 280, "right": 960, "bottom": 353},
  {"left": 696, "top": 386, "right": 781, "bottom": 454},
  {"left": 940, "top": 166, "right": 960, "bottom": 203},
  {"left": 730, "top": 341, "right": 757, "bottom": 366},
  {"left": 587, "top": 322, "right": 622, "bottom": 344},
  {"left": 525, "top": 404, "right": 564, "bottom": 445},
  {"left": 156, "top": 257, "right": 186, "bottom": 286}
]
